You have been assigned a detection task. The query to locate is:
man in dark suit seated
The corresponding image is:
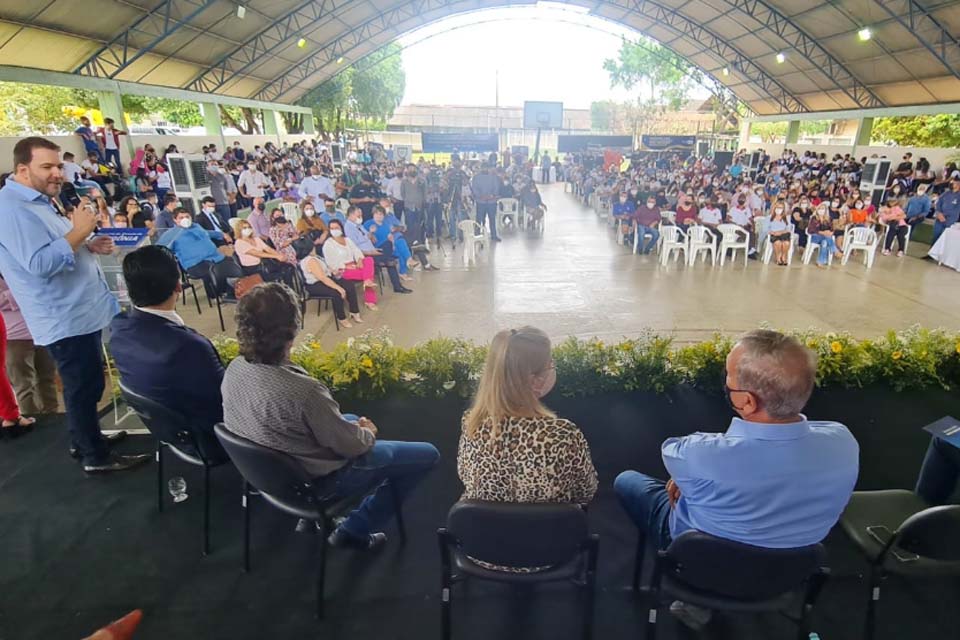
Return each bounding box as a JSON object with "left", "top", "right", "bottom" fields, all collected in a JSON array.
[
  {"left": 109, "top": 245, "right": 226, "bottom": 459},
  {"left": 195, "top": 195, "right": 233, "bottom": 242}
]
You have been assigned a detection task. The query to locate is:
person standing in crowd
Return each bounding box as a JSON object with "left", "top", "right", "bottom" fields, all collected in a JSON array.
[
  {"left": 540, "top": 152, "right": 552, "bottom": 183},
  {"left": 933, "top": 177, "right": 960, "bottom": 245},
  {"left": 0, "top": 275, "right": 58, "bottom": 418},
  {"left": 109, "top": 246, "right": 227, "bottom": 456},
  {"left": 298, "top": 163, "right": 336, "bottom": 204},
  {"left": 472, "top": 163, "right": 502, "bottom": 242},
  {"left": 98, "top": 118, "right": 126, "bottom": 175},
  {"left": 155, "top": 193, "right": 179, "bottom": 234},
  {"left": 237, "top": 161, "right": 272, "bottom": 203},
  {"left": 221, "top": 283, "right": 440, "bottom": 550},
  {"left": 349, "top": 171, "right": 381, "bottom": 221},
  {"left": 615, "top": 330, "right": 858, "bottom": 630},
  {"left": 445, "top": 155, "right": 470, "bottom": 241},
  {"left": 74, "top": 116, "right": 102, "bottom": 162},
  {"left": 400, "top": 165, "right": 427, "bottom": 244},
  {"left": 385, "top": 168, "right": 405, "bottom": 221},
  {"left": 206, "top": 158, "right": 237, "bottom": 227},
  {"left": 0, "top": 137, "right": 147, "bottom": 472}
]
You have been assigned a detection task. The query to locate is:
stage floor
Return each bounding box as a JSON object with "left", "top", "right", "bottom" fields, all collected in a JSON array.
[{"left": 179, "top": 183, "right": 960, "bottom": 347}]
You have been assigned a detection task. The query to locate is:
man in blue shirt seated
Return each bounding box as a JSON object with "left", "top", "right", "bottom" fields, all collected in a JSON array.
[
  {"left": 933, "top": 177, "right": 960, "bottom": 245},
  {"left": 109, "top": 245, "right": 227, "bottom": 460},
  {"left": 344, "top": 205, "right": 409, "bottom": 294},
  {"left": 321, "top": 197, "right": 346, "bottom": 227},
  {"left": 159, "top": 208, "right": 242, "bottom": 299},
  {"left": 614, "top": 329, "right": 859, "bottom": 630}
]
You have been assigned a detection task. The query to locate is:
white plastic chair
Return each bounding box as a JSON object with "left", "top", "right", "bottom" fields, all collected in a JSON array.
[
  {"left": 281, "top": 202, "right": 300, "bottom": 225},
  {"left": 597, "top": 197, "right": 612, "bottom": 221},
  {"left": 802, "top": 238, "right": 835, "bottom": 265},
  {"left": 661, "top": 211, "right": 677, "bottom": 224},
  {"left": 762, "top": 224, "right": 797, "bottom": 265},
  {"left": 496, "top": 198, "right": 519, "bottom": 231},
  {"left": 716, "top": 224, "right": 750, "bottom": 266},
  {"left": 458, "top": 220, "right": 485, "bottom": 265},
  {"left": 686, "top": 225, "right": 717, "bottom": 266},
  {"left": 632, "top": 224, "right": 658, "bottom": 255},
  {"left": 875, "top": 222, "right": 912, "bottom": 255},
  {"left": 659, "top": 225, "right": 687, "bottom": 266},
  {"left": 842, "top": 227, "right": 880, "bottom": 268}
]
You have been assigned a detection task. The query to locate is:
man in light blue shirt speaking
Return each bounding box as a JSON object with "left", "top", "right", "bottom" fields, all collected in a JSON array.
[
  {"left": 0, "top": 137, "right": 151, "bottom": 473},
  {"left": 614, "top": 329, "right": 859, "bottom": 626}
]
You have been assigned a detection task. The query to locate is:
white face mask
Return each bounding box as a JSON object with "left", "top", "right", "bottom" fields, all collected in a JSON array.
[
  {"left": 241, "top": 228, "right": 254, "bottom": 238},
  {"left": 304, "top": 208, "right": 315, "bottom": 217},
  {"left": 177, "top": 218, "right": 191, "bottom": 229},
  {"left": 202, "top": 206, "right": 215, "bottom": 214},
  {"left": 330, "top": 228, "right": 343, "bottom": 238}
]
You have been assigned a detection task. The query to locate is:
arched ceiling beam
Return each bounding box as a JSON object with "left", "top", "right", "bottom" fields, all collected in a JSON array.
[
  {"left": 250, "top": 0, "right": 806, "bottom": 114},
  {"left": 715, "top": 0, "right": 885, "bottom": 108},
  {"left": 872, "top": 0, "right": 960, "bottom": 82},
  {"left": 185, "top": 0, "right": 358, "bottom": 94},
  {"left": 73, "top": 0, "right": 218, "bottom": 78}
]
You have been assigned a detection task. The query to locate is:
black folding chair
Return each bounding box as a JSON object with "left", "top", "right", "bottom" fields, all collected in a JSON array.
[
  {"left": 437, "top": 500, "right": 599, "bottom": 640},
  {"left": 213, "top": 423, "right": 406, "bottom": 618},
  {"left": 292, "top": 265, "right": 340, "bottom": 331},
  {"left": 119, "top": 382, "right": 229, "bottom": 556},
  {"left": 840, "top": 490, "right": 960, "bottom": 640},
  {"left": 640, "top": 530, "right": 828, "bottom": 640},
  {"left": 178, "top": 263, "right": 202, "bottom": 315}
]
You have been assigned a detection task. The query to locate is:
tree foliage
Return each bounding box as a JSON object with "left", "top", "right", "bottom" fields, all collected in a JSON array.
[
  {"left": 297, "top": 43, "right": 406, "bottom": 136},
  {"left": 749, "top": 120, "right": 831, "bottom": 144},
  {"left": 0, "top": 83, "right": 81, "bottom": 135},
  {"left": 604, "top": 38, "right": 702, "bottom": 111},
  {"left": 871, "top": 115, "right": 960, "bottom": 148}
]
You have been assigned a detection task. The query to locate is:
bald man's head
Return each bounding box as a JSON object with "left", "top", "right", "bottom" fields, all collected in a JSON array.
[{"left": 727, "top": 330, "right": 816, "bottom": 420}]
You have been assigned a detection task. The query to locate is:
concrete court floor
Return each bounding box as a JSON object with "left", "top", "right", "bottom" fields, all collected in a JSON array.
[{"left": 177, "top": 183, "right": 960, "bottom": 348}]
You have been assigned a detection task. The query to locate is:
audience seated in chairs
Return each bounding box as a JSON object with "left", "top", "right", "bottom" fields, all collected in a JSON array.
[
  {"left": 880, "top": 197, "right": 909, "bottom": 257},
  {"left": 109, "top": 245, "right": 226, "bottom": 455},
  {"left": 159, "top": 208, "right": 242, "bottom": 299},
  {"left": 806, "top": 204, "right": 842, "bottom": 269},
  {"left": 196, "top": 195, "right": 233, "bottom": 239},
  {"left": 300, "top": 247, "right": 363, "bottom": 328},
  {"left": 220, "top": 282, "right": 439, "bottom": 549},
  {"left": 632, "top": 196, "right": 661, "bottom": 255},
  {"left": 614, "top": 330, "right": 859, "bottom": 631},
  {"left": 697, "top": 197, "right": 723, "bottom": 231},
  {"left": 296, "top": 200, "right": 329, "bottom": 256},
  {"left": 324, "top": 218, "right": 387, "bottom": 310},
  {"left": 232, "top": 219, "right": 295, "bottom": 287},
  {"left": 673, "top": 192, "right": 698, "bottom": 232},
  {"left": 458, "top": 326, "right": 597, "bottom": 572},
  {"left": 343, "top": 208, "right": 410, "bottom": 296}
]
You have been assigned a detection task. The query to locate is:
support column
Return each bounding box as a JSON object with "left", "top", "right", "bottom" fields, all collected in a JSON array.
[
  {"left": 785, "top": 120, "right": 800, "bottom": 145},
  {"left": 738, "top": 120, "right": 751, "bottom": 150},
  {"left": 200, "top": 102, "right": 225, "bottom": 151},
  {"left": 854, "top": 117, "right": 874, "bottom": 148},
  {"left": 96, "top": 89, "right": 135, "bottom": 164},
  {"left": 302, "top": 111, "right": 317, "bottom": 136},
  {"left": 262, "top": 108, "right": 280, "bottom": 139}
]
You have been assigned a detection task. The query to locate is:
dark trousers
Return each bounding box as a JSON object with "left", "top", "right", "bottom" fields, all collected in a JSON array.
[
  {"left": 405, "top": 208, "right": 425, "bottom": 244},
  {"left": 215, "top": 204, "right": 233, "bottom": 231},
  {"left": 614, "top": 471, "right": 673, "bottom": 551},
  {"left": 306, "top": 279, "right": 360, "bottom": 319},
  {"left": 188, "top": 259, "right": 243, "bottom": 298},
  {"left": 916, "top": 437, "right": 960, "bottom": 505},
  {"left": 372, "top": 253, "right": 403, "bottom": 291},
  {"left": 476, "top": 201, "right": 499, "bottom": 239},
  {"left": 392, "top": 200, "right": 404, "bottom": 222},
  {"left": 242, "top": 260, "right": 295, "bottom": 288},
  {"left": 46, "top": 331, "right": 108, "bottom": 465},
  {"left": 104, "top": 148, "right": 122, "bottom": 173},
  {"left": 426, "top": 202, "right": 443, "bottom": 238},
  {"left": 885, "top": 224, "right": 909, "bottom": 251}
]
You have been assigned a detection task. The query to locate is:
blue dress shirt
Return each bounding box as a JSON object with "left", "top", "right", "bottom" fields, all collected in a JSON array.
[
  {"left": 320, "top": 211, "right": 346, "bottom": 227},
  {"left": 663, "top": 416, "right": 859, "bottom": 548},
  {"left": 345, "top": 219, "right": 375, "bottom": 252},
  {"left": 0, "top": 180, "right": 119, "bottom": 346},
  {"left": 936, "top": 189, "right": 960, "bottom": 224},
  {"left": 158, "top": 224, "right": 224, "bottom": 270}
]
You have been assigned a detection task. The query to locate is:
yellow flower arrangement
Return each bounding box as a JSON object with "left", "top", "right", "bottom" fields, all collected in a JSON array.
[
  {"left": 892, "top": 351, "right": 903, "bottom": 360},
  {"left": 830, "top": 341, "right": 843, "bottom": 354}
]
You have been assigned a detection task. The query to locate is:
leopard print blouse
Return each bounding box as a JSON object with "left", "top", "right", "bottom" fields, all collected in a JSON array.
[{"left": 457, "top": 413, "right": 598, "bottom": 572}]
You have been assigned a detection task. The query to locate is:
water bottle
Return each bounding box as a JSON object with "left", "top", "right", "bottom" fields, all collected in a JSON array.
[{"left": 168, "top": 476, "right": 188, "bottom": 503}]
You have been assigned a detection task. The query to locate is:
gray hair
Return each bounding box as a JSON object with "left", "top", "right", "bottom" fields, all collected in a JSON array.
[{"left": 736, "top": 330, "right": 817, "bottom": 419}]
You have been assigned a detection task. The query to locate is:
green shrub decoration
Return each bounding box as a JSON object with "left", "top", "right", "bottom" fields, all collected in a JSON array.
[{"left": 205, "top": 326, "right": 960, "bottom": 400}]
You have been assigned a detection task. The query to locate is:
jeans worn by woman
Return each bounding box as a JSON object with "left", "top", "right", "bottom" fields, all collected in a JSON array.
[{"left": 809, "top": 234, "right": 837, "bottom": 265}]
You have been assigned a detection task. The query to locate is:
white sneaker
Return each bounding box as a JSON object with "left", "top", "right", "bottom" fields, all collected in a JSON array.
[{"left": 669, "top": 601, "right": 713, "bottom": 631}]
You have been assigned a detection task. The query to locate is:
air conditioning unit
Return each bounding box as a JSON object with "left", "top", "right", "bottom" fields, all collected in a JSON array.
[
  {"left": 859, "top": 158, "right": 892, "bottom": 203},
  {"left": 166, "top": 153, "right": 212, "bottom": 214}
]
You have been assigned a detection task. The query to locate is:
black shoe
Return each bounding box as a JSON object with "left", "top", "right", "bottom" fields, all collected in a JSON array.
[
  {"left": 83, "top": 452, "right": 152, "bottom": 474},
  {"left": 393, "top": 287, "right": 413, "bottom": 294},
  {"left": 327, "top": 527, "right": 387, "bottom": 550},
  {"left": 70, "top": 430, "right": 128, "bottom": 459},
  {"left": 748, "top": 253, "right": 759, "bottom": 260}
]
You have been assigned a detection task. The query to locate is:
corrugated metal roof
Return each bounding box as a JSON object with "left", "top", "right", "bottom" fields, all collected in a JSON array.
[{"left": 0, "top": 0, "right": 957, "bottom": 115}]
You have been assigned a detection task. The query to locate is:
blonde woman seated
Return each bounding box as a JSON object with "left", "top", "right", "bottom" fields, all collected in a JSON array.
[{"left": 458, "top": 326, "right": 598, "bottom": 572}]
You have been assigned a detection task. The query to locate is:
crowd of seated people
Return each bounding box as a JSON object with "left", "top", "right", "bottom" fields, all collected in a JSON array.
[{"left": 565, "top": 147, "right": 960, "bottom": 267}]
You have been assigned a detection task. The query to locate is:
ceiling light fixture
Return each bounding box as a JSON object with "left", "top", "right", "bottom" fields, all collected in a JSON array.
[
  {"left": 336, "top": 56, "right": 345, "bottom": 64},
  {"left": 775, "top": 52, "right": 786, "bottom": 64},
  {"left": 297, "top": 38, "right": 307, "bottom": 48},
  {"left": 858, "top": 27, "right": 872, "bottom": 42},
  {"left": 722, "top": 67, "right": 730, "bottom": 77},
  {"left": 236, "top": 4, "right": 245, "bottom": 19}
]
